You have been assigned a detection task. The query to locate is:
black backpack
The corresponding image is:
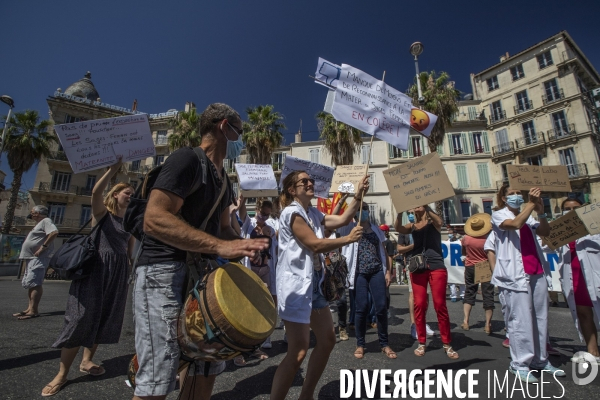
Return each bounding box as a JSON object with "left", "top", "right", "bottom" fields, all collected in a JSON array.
[{"left": 123, "top": 147, "right": 208, "bottom": 241}]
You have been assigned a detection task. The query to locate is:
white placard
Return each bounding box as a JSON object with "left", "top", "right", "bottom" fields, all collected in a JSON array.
[
  {"left": 54, "top": 114, "right": 156, "bottom": 173},
  {"left": 279, "top": 156, "right": 334, "bottom": 199},
  {"left": 235, "top": 164, "right": 279, "bottom": 197},
  {"left": 315, "top": 58, "right": 341, "bottom": 88},
  {"left": 332, "top": 64, "right": 412, "bottom": 150}
]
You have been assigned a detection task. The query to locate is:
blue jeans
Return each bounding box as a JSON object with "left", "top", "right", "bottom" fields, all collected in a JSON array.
[
  {"left": 312, "top": 268, "right": 328, "bottom": 310},
  {"left": 355, "top": 270, "right": 388, "bottom": 348},
  {"left": 349, "top": 289, "right": 356, "bottom": 325}
]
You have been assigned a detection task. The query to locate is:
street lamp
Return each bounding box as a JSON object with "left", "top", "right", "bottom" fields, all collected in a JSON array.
[
  {"left": 409, "top": 42, "right": 425, "bottom": 106},
  {"left": 1, "top": 95, "right": 15, "bottom": 162}
]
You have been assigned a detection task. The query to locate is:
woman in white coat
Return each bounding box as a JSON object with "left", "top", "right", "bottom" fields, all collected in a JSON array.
[
  {"left": 556, "top": 198, "right": 600, "bottom": 364},
  {"left": 270, "top": 171, "right": 366, "bottom": 400}
]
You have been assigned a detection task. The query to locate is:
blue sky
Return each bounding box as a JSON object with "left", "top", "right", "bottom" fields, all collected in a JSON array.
[{"left": 1, "top": 0, "right": 599, "bottom": 191}]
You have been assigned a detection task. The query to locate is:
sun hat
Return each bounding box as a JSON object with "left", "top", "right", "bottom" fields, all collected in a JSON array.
[{"left": 464, "top": 213, "right": 492, "bottom": 237}]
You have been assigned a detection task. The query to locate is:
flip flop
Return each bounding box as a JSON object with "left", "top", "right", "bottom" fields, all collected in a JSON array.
[
  {"left": 12, "top": 311, "right": 28, "bottom": 317},
  {"left": 250, "top": 349, "right": 269, "bottom": 360},
  {"left": 17, "top": 314, "right": 40, "bottom": 320},
  {"left": 79, "top": 365, "right": 106, "bottom": 376},
  {"left": 381, "top": 346, "right": 397, "bottom": 359},
  {"left": 233, "top": 356, "right": 247, "bottom": 367},
  {"left": 354, "top": 347, "right": 365, "bottom": 359},
  {"left": 41, "top": 380, "right": 67, "bottom": 397}
]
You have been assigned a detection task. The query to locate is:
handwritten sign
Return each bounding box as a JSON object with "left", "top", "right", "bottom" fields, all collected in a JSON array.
[
  {"left": 279, "top": 156, "right": 334, "bottom": 199},
  {"left": 575, "top": 201, "right": 600, "bottom": 236},
  {"left": 55, "top": 114, "right": 155, "bottom": 173},
  {"left": 331, "top": 165, "right": 368, "bottom": 194},
  {"left": 506, "top": 165, "right": 571, "bottom": 192},
  {"left": 332, "top": 64, "right": 412, "bottom": 150},
  {"left": 383, "top": 153, "right": 455, "bottom": 214},
  {"left": 542, "top": 210, "right": 589, "bottom": 250},
  {"left": 235, "top": 164, "right": 278, "bottom": 197},
  {"left": 474, "top": 260, "right": 493, "bottom": 284}
]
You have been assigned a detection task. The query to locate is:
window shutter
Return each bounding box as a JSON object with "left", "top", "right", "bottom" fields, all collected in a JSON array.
[
  {"left": 437, "top": 144, "right": 444, "bottom": 156},
  {"left": 447, "top": 134, "right": 455, "bottom": 155},
  {"left": 408, "top": 140, "right": 414, "bottom": 158},
  {"left": 388, "top": 143, "right": 394, "bottom": 159},
  {"left": 456, "top": 165, "right": 468, "bottom": 188},
  {"left": 449, "top": 198, "right": 457, "bottom": 223},
  {"left": 467, "top": 132, "right": 475, "bottom": 154},
  {"left": 482, "top": 131, "right": 490, "bottom": 153},
  {"left": 421, "top": 136, "right": 429, "bottom": 155},
  {"left": 477, "top": 163, "right": 491, "bottom": 188},
  {"left": 468, "top": 106, "right": 477, "bottom": 120}
]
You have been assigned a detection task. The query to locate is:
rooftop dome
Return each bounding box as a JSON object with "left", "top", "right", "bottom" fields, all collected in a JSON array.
[{"left": 64, "top": 71, "right": 100, "bottom": 101}]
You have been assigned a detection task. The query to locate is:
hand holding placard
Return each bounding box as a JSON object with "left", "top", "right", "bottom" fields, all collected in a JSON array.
[
  {"left": 507, "top": 165, "right": 571, "bottom": 192},
  {"left": 332, "top": 165, "right": 368, "bottom": 194}
]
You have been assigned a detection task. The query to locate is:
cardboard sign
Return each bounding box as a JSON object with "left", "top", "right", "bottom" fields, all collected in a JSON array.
[
  {"left": 506, "top": 165, "right": 571, "bottom": 192},
  {"left": 474, "top": 260, "right": 493, "bottom": 284},
  {"left": 331, "top": 165, "right": 368, "bottom": 193},
  {"left": 55, "top": 114, "right": 155, "bottom": 173},
  {"left": 383, "top": 153, "right": 455, "bottom": 214},
  {"left": 542, "top": 210, "right": 589, "bottom": 250},
  {"left": 235, "top": 164, "right": 278, "bottom": 197},
  {"left": 279, "top": 156, "right": 334, "bottom": 199},
  {"left": 575, "top": 202, "right": 600, "bottom": 236}
]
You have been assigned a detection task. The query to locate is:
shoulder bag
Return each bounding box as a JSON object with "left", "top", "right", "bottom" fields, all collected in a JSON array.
[{"left": 407, "top": 224, "right": 429, "bottom": 274}]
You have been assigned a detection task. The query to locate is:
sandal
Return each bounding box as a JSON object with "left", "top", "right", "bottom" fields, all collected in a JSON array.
[
  {"left": 79, "top": 365, "right": 105, "bottom": 376},
  {"left": 41, "top": 380, "right": 67, "bottom": 397},
  {"left": 250, "top": 349, "right": 269, "bottom": 360},
  {"left": 233, "top": 355, "right": 246, "bottom": 367},
  {"left": 17, "top": 314, "right": 40, "bottom": 320},
  {"left": 381, "top": 346, "right": 397, "bottom": 359},
  {"left": 12, "top": 311, "right": 28, "bottom": 317},
  {"left": 484, "top": 325, "right": 491, "bottom": 335},
  {"left": 461, "top": 322, "right": 469, "bottom": 331},
  {"left": 354, "top": 346, "right": 365, "bottom": 359},
  {"left": 414, "top": 344, "right": 426, "bottom": 357},
  {"left": 443, "top": 345, "right": 459, "bottom": 359}
]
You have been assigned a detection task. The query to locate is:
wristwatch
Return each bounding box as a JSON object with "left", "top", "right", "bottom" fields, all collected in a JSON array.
[
  {"left": 42, "top": 244, "right": 48, "bottom": 248},
  {"left": 537, "top": 213, "right": 548, "bottom": 219}
]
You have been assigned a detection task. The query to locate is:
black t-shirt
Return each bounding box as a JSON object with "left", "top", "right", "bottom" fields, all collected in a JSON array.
[
  {"left": 383, "top": 239, "right": 396, "bottom": 257},
  {"left": 411, "top": 222, "right": 445, "bottom": 270},
  {"left": 138, "top": 147, "right": 233, "bottom": 265}
]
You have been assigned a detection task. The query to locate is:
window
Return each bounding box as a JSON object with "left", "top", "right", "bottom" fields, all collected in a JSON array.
[
  {"left": 495, "top": 129, "right": 510, "bottom": 153},
  {"left": 527, "top": 155, "right": 542, "bottom": 166},
  {"left": 483, "top": 199, "right": 493, "bottom": 215},
  {"left": 450, "top": 134, "right": 464, "bottom": 155},
  {"left": 48, "top": 202, "right": 66, "bottom": 225},
  {"left": 388, "top": 144, "right": 403, "bottom": 159},
  {"left": 500, "top": 163, "right": 511, "bottom": 183},
  {"left": 521, "top": 121, "right": 537, "bottom": 144},
  {"left": 232, "top": 182, "right": 239, "bottom": 197},
  {"left": 410, "top": 137, "right": 422, "bottom": 157},
  {"left": 460, "top": 200, "right": 471, "bottom": 222},
  {"left": 515, "top": 90, "right": 531, "bottom": 113},
  {"left": 471, "top": 132, "right": 489, "bottom": 153},
  {"left": 367, "top": 203, "right": 378, "bottom": 224},
  {"left": 156, "top": 130, "right": 167, "bottom": 145},
  {"left": 367, "top": 172, "right": 375, "bottom": 193},
  {"left": 544, "top": 79, "right": 561, "bottom": 103},
  {"left": 487, "top": 76, "right": 499, "bottom": 92},
  {"left": 361, "top": 145, "right": 372, "bottom": 164},
  {"left": 537, "top": 51, "right": 553, "bottom": 69},
  {"left": 542, "top": 197, "right": 552, "bottom": 217},
  {"left": 85, "top": 175, "right": 96, "bottom": 190},
  {"left": 490, "top": 100, "right": 504, "bottom": 121},
  {"left": 80, "top": 205, "right": 91, "bottom": 227},
  {"left": 467, "top": 106, "right": 478, "bottom": 121},
  {"left": 51, "top": 172, "right": 71, "bottom": 192},
  {"left": 456, "top": 164, "right": 469, "bottom": 188},
  {"left": 476, "top": 163, "right": 491, "bottom": 188},
  {"left": 309, "top": 148, "right": 320, "bottom": 164},
  {"left": 272, "top": 152, "right": 286, "bottom": 171},
  {"left": 442, "top": 200, "right": 451, "bottom": 225},
  {"left": 552, "top": 110, "right": 569, "bottom": 136},
  {"left": 223, "top": 158, "right": 234, "bottom": 173},
  {"left": 559, "top": 147, "right": 578, "bottom": 176},
  {"left": 131, "top": 160, "right": 141, "bottom": 172},
  {"left": 510, "top": 64, "right": 525, "bottom": 81},
  {"left": 154, "top": 155, "right": 165, "bottom": 166},
  {"left": 63, "top": 114, "right": 81, "bottom": 124}
]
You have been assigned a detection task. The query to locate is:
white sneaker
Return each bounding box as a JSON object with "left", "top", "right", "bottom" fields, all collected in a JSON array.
[
  {"left": 426, "top": 324, "right": 435, "bottom": 337},
  {"left": 261, "top": 336, "right": 272, "bottom": 349},
  {"left": 571, "top": 353, "right": 600, "bottom": 365}
]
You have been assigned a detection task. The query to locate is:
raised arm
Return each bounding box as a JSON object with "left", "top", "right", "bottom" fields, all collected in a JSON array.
[
  {"left": 498, "top": 188, "right": 548, "bottom": 234},
  {"left": 424, "top": 205, "right": 443, "bottom": 232},
  {"left": 323, "top": 176, "right": 369, "bottom": 229},
  {"left": 291, "top": 214, "right": 362, "bottom": 254},
  {"left": 237, "top": 194, "right": 247, "bottom": 222},
  {"left": 394, "top": 214, "right": 413, "bottom": 234},
  {"left": 91, "top": 158, "right": 123, "bottom": 222}
]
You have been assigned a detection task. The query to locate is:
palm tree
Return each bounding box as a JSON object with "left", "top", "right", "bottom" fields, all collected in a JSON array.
[
  {"left": 168, "top": 108, "right": 201, "bottom": 151},
  {"left": 407, "top": 71, "right": 461, "bottom": 216},
  {"left": 1, "top": 110, "right": 57, "bottom": 234},
  {"left": 242, "top": 105, "right": 285, "bottom": 165},
  {"left": 316, "top": 111, "right": 362, "bottom": 166}
]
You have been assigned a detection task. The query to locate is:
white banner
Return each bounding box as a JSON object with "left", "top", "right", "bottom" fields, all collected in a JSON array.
[
  {"left": 442, "top": 240, "right": 562, "bottom": 291},
  {"left": 315, "top": 57, "right": 341, "bottom": 88},
  {"left": 235, "top": 164, "right": 278, "bottom": 197},
  {"left": 332, "top": 64, "right": 412, "bottom": 150},
  {"left": 279, "top": 156, "right": 334, "bottom": 199}
]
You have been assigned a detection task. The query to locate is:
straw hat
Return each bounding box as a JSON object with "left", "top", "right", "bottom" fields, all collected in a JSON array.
[{"left": 464, "top": 213, "right": 492, "bottom": 237}]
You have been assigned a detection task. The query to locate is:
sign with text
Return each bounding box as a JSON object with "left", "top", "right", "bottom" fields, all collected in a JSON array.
[
  {"left": 279, "top": 156, "right": 335, "bottom": 199},
  {"left": 55, "top": 114, "right": 155, "bottom": 173},
  {"left": 331, "top": 165, "right": 368, "bottom": 194},
  {"left": 575, "top": 201, "right": 600, "bottom": 236},
  {"left": 474, "top": 260, "right": 493, "bottom": 284},
  {"left": 235, "top": 164, "right": 278, "bottom": 197},
  {"left": 542, "top": 210, "right": 589, "bottom": 250},
  {"left": 332, "top": 64, "right": 412, "bottom": 150},
  {"left": 383, "top": 153, "right": 455, "bottom": 214},
  {"left": 506, "top": 164, "right": 571, "bottom": 192}
]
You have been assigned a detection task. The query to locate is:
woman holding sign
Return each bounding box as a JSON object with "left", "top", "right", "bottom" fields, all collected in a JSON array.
[
  {"left": 490, "top": 184, "right": 565, "bottom": 383},
  {"left": 555, "top": 198, "right": 600, "bottom": 364},
  {"left": 270, "top": 171, "right": 367, "bottom": 400}
]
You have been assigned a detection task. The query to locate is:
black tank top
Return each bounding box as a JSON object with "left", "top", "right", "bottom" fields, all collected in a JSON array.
[{"left": 411, "top": 222, "right": 445, "bottom": 270}]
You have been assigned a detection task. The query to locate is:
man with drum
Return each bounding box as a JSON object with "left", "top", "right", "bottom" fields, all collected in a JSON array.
[{"left": 132, "top": 103, "right": 269, "bottom": 400}]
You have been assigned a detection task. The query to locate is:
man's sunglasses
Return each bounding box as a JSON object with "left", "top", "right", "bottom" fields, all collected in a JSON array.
[{"left": 295, "top": 178, "right": 315, "bottom": 186}]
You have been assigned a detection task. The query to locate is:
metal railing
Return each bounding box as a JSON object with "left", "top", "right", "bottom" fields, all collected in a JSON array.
[
  {"left": 38, "top": 182, "right": 78, "bottom": 195},
  {"left": 516, "top": 132, "right": 545, "bottom": 149},
  {"left": 48, "top": 218, "right": 90, "bottom": 228},
  {"left": 492, "top": 142, "right": 514, "bottom": 157},
  {"left": 567, "top": 163, "right": 587, "bottom": 178},
  {"left": 542, "top": 88, "right": 564, "bottom": 105},
  {"left": 489, "top": 110, "right": 506, "bottom": 123},
  {"left": 514, "top": 100, "right": 533, "bottom": 115},
  {"left": 77, "top": 187, "right": 93, "bottom": 196},
  {"left": 46, "top": 151, "right": 69, "bottom": 162},
  {"left": 155, "top": 136, "right": 168, "bottom": 145},
  {"left": 547, "top": 124, "right": 576, "bottom": 141}
]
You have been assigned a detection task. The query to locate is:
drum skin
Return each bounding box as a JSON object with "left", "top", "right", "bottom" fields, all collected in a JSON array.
[{"left": 178, "top": 262, "right": 277, "bottom": 361}]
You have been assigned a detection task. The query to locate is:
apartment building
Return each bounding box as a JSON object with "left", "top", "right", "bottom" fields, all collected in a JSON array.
[{"left": 470, "top": 31, "right": 600, "bottom": 217}]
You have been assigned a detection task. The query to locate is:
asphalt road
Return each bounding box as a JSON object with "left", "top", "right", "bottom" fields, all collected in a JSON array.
[{"left": 0, "top": 278, "right": 598, "bottom": 400}]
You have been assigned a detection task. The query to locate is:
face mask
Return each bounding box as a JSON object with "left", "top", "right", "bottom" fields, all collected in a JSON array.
[
  {"left": 408, "top": 214, "right": 415, "bottom": 223},
  {"left": 355, "top": 211, "right": 369, "bottom": 221},
  {"left": 506, "top": 194, "right": 524, "bottom": 209},
  {"left": 256, "top": 213, "right": 269, "bottom": 223},
  {"left": 221, "top": 124, "right": 244, "bottom": 160}
]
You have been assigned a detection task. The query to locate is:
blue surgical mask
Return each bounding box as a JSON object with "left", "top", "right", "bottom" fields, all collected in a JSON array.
[
  {"left": 355, "top": 211, "right": 369, "bottom": 221},
  {"left": 221, "top": 124, "right": 244, "bottom": 160},
  {"left": 408, "top": 214, "right": 415, "bottom": 223},
  {"left": 506, "top": 194, "right": 524, "bottom": 209}
]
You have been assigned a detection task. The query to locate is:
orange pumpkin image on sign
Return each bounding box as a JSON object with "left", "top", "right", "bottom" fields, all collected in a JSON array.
[{"left": 411, "top": 109, "right": 430, "bottom": 132}]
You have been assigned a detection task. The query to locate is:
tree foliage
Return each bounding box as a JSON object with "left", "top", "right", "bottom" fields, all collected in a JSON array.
[
  {"left": 316, "top": 111, "right": 363, "bottom": 166},
  {"left": 242, "top": 105, "right": 285, "bottom": 165},
  {"left": 168, "top": 108, "right": 201, "bottom": 151}
]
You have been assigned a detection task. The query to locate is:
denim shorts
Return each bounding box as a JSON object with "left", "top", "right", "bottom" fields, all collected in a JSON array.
[
  {"left": 21, "top": 258, "right": 48, "bottom": 289},
  {"left": 312, "top": 268, "right": 328, "bottom": 310},
  {"left": 133, "top": 262, "right": 225, "bottom": 397}
]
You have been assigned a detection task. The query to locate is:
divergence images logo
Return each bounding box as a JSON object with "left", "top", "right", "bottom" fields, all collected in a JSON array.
[{"left": 572, "top": 352, "right": 598, "bottom": 385}]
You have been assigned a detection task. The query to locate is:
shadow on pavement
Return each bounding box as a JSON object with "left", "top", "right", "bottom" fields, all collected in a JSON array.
[{"left": 0, "top": 349, "right": 61, "bottom": 371}]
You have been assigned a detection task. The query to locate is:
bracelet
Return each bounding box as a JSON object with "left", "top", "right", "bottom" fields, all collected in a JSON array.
[
  {"left": 537, "top": 213, "right": 548, "bottom": 219},
  {"left": 42, "top": 244, "right": 48, "bottom": 248}
]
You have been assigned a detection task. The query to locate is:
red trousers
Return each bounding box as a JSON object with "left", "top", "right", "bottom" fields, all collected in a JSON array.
[{"left": 411, "top": 268, "right": 452, "bottom": 344}]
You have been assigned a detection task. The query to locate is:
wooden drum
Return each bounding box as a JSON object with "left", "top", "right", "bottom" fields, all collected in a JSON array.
[{"left": 177, "top": 262, "right": 277, "bottom": 361}]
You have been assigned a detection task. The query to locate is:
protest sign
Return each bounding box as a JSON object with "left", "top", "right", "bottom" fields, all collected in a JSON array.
[
  {"left": 55, "top": 114, "right": 155, "bottom": 173},
  {"left": 506, "top": 164, "right": 571, "bottom": 192},
  {"left": 474, "top": 260, "right": 493, "bottom": 284},
  {"left": 331, "top": 64, "right": 412, "bottom": 150},
  {"left": 331, "top": 165, "right": 368, "bottom": 194},
  {"left": 410, "top": 108, "right": 438, "bottom": 138},
  {"left": 235, "top": 164, "right": 278, "bottom": 197},
  {"left": 575, "top": 201, "right": 600, "bottom": 236},
  {"left": 315, "top": 58, "right": 341, "bottom": 88},
  {"left": 541, "top": 210, "right": 588, "bottom": 250},
  {"left": 279, "top": 156, "right": 334, "bottom": 199},
  {"left": 383, "top": 153, "right": 455, "bottom": 214}
]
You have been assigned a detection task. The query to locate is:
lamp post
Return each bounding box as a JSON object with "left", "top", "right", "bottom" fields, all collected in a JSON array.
[
  {"left": 1, "top": 95, "right": 15, "bottom": 162},
  {"left": 409, "top": 42, "right": 425, "bottom": 106}
]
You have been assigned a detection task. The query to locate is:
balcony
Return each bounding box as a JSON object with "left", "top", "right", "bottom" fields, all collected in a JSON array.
[
  {"left": 46, "top": 151, "right": 69, "bottom": 162},
  {"left": 492, "top": 142, "right": 514, "bottom": 157},
  {"left": 38, "top": 182, "right": 78, "bottom": 195},
  {"left": 567, "top": 163, "right": 587, "bottom": 178},
  {"left": 49, "top": 218, "right": 90, "bottom": 229},
  {"left": 155, "top": 136, "right": 168, "bottom": 146},
  {"left": 547, "top": 124, "right": 576, "bottom": 141},
  {"left": 489, "top": 110, "right": 506, "bottom": 124},
  {"left": 542, "top": 89, "right": 565, "bottom": 105},
  {"left": 77, "top": 187, "right": 93, "bottom": 196},
  {"left": 514, "top": 100, "right": 533, "bottom": 115},
  {"left": 515, "top": 132, "right": 545, "bottom": 149}
]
